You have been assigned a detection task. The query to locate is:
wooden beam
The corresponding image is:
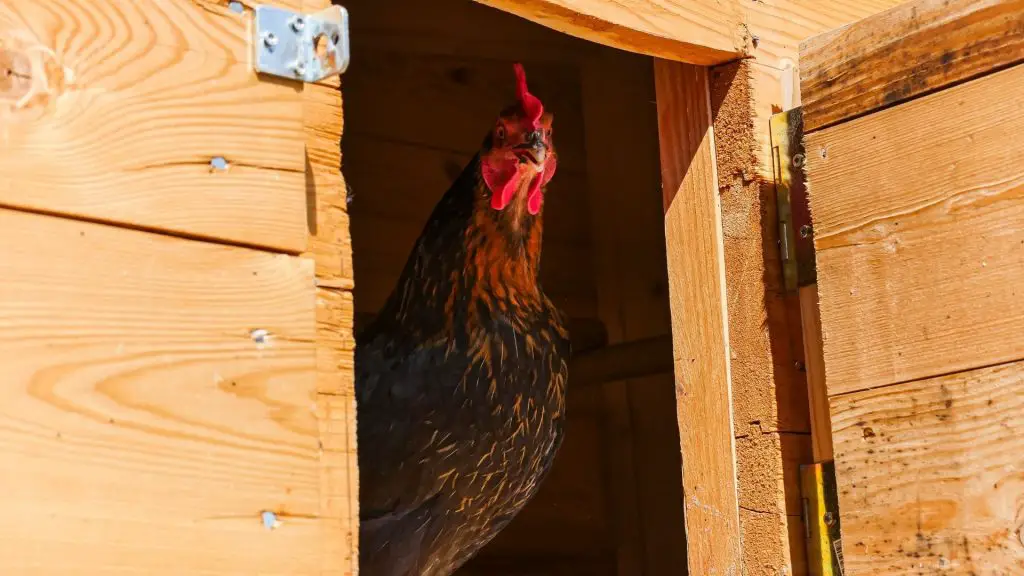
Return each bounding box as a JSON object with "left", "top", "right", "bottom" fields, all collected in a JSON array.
[
  {"left": 801, "top": 0, "right": 1024, "bottom": 132},
  {"left": 655, "top": 59, "right": 743, "bottom": 574},
  {"left": 474, "top": 0, "right": 904, "bottom": 66},
  {"left": 570, "top": 335, "right": 674, "bottom": 389}
]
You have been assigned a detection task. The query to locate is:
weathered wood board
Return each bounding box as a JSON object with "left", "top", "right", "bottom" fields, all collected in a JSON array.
[
  {"left": 801, "top": 0, "right": 1024, "bottom": 133},
  {"left": 806, "top": 64, "right": 1024, "bottom": 396},
  {"left": 830, "top": 361, "right": 1024, "bottom": 574},
  {"left": 803, "top": 2, "right": 1024, "bottom": 570}
]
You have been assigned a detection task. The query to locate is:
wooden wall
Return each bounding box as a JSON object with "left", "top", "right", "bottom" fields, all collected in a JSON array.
[
  {"left": 343, "top": 0, "right": 686, "bottom": 572},
  {"left": 0, "top": 0, "right": 355, "bottom": 573},
  {"left": 801, "top": 1, "right": 1024, "bottom": 573}
]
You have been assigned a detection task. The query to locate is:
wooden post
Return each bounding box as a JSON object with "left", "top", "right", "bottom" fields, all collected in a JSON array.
[{"left": 654, "top": 59, "right": 743, "bottom": 574}]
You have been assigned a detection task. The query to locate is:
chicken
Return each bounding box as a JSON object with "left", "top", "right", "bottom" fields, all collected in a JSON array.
[{"left": 355, "top": 63, "right": 570, "bottom": 576}]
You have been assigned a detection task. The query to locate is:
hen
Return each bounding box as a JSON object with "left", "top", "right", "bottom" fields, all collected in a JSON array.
[{"left": 355, "top": 64, "right": 570, "bottom": 576}]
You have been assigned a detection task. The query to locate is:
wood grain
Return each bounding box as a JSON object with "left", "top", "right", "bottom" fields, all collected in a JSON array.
[
  {"left": 655, "top": 59, "right": 744, "bottom": 574},
  {"left": 830, "top": 360, "right": 1024, "bottom": 575},
  {"left": 299, "top": 0, "right": 357, "bottom": 568},
  {"left": 806, "top": 64, "right": 1024, "bottom": 395},
  {"left": 801, "top": 0, "right": 1024, "bottom": 132},
  {"left": 799, "top": 285, "right": 834, "bottom": 462},
  {"left": 0, "top": 0, "right": 308, "bottom": 252},
  {"left": 475, "top": 0, "right": 901, "bottom": 67},
  {"left": 0, "top": 208, "right": 320, "bottom": 574}
]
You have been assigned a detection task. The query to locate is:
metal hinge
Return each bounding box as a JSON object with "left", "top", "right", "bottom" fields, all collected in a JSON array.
[
  {"left": 800, "top": 461, "right": 844, "bottom": 576},
  {"left": 770, "top": 107, "right": 816, "bottom": 292},
  {"left": 252, "top": 4, "right": 350, "bottom": 83}
]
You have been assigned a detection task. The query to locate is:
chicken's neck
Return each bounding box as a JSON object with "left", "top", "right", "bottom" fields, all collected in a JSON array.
[{"left": 372, "top": 155, "right": 550, "bottom": 345}]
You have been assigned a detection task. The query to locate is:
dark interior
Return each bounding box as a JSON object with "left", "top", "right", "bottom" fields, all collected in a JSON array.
[{"left": 343, "top": 1, "right": 688, "bottom": 572}]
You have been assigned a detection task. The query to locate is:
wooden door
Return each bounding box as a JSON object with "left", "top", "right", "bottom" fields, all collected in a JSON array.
[
  {"left": 798, "top": 0, "right": 1024, "bottom": 573},
  {"left": 0, "top": 1, "right": 356, "bottom": 573}
]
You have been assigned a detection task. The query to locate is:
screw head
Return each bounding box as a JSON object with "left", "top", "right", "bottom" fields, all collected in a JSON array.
[
  {"left": 263, "top": 32, "right": 278, "bottom": 49},
  {"left": 290, "top": 16, "right": 305, "bottom": 31},
  {"left": 824, "top": 511, "right": 836, "bottom": 526},
  {"left": 799, "top": 224, "right": 813, "bottom": 238},
  {"left": 292, "top": 61, "right": 306, "bottom": 76},
  {"left": 793, "top": 153, "right": 806, "bottom": 168}
]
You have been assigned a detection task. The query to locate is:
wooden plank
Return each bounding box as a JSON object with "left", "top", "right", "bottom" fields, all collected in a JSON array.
[
  {"left": 582, "top": 49, "right": 667, "bottom": 575},
  {"left": 0, "top": 0, "right": 307, "bottom": 253},
  {"left": 474, "top": 0, "right": 901, "bottom": 66},
  {"left": 708, "top": 59, "right": 812, "bottom": 575},
  {"left": 0, "top": 208, "right": 320, "bottom": 573},
  {"left": 299, "top": 0, "right": 356, "bottom": 566},
  {"left": 801, "top": 0, "right": 1024, "bottom": 133},
  {"left": 806, "top": 64, "right": 1024, "bottom": 395},
  {"left": 830, "top": 360, "right": 1024, "bottom": 575},
  {"left": 655, "top": 59, "right": 743, "bottom": 574},
  {"left": 800, "top": 285, "right": 834, "bottom": 462}
]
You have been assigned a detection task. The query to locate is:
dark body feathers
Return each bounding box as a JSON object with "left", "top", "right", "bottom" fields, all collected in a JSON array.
[{"left": 356, "top": 154, "right": 570, "bottom": 575}]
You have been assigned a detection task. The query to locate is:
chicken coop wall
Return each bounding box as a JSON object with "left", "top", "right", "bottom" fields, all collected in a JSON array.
[{"left": 343, "top": 0, "right": 687, "bottom": 572}]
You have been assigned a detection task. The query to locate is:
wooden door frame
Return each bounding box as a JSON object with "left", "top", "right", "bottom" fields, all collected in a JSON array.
[{"left": 468, "top": 1, "right": 906, "bottom": 573}]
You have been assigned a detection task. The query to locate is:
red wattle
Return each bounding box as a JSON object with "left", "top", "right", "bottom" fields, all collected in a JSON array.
[{"left": 483, "top": 157, "right": 519, "bottom": 211}]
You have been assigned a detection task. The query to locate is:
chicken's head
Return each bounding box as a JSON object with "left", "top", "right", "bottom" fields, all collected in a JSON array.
[{"left": 480, "top": 63, "right": 557, "bottom": 217}]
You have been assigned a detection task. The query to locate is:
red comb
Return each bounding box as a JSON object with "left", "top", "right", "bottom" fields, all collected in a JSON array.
[{"left": 514, "top": 63, "right": 543, "bottom": 129}]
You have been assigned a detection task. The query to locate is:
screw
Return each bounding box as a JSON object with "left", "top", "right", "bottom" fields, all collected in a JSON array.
[
  {"left": 263, "top": 32, "right": 278, "bottom": 50},
  {"left": 824, "top": 511, "right": 836, "bottom": 527},
  {"left": 250, "top": 329, "right": 271, "bottom": 347},
  {"left": 292, "top": 61, "right": 306, "bottom": 76},
  {"left": 793, "top": 153, "right": 806, "bottom": 168},
  {"left": 799, "top": 224, "right": 813, "bottom": 238},
  {"left": 290, "top": 16, "right": 305, "bottom": 31}
]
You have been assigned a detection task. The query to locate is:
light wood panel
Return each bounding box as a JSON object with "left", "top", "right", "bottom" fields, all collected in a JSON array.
[
  {"left": 655, "top": 59, "right": 743, "bottom": 574},
  {"left": 0, "top": 208, "right": 320, "bottom": 573},
  {"left": 474, "top": 0, "right": 901, "bottom": 66},
  {"left": 830, "top": 361, "right": 1024, "bottom": 575},
  {"left": 801, "top": 0, "right": 1024, "bottom": 132},
  {"left": 0, "top": 0, "right": 307, "bottom": 252},
  {"left": 806, "top": 64, "right": 1024, "bottom": 395}
]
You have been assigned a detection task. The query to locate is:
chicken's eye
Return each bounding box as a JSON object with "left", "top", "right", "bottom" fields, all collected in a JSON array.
[{"left": 495, "top": 124, "right": 506, "bottom": 142}]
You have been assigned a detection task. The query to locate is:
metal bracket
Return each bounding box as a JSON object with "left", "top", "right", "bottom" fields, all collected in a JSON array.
[
  {"left": 253, "top": 4, "right": 350, "bottom": 83},
  {"left": 770, "top": 107, "right": 816, "bottom": 291},
  {"left": 800, "top": 461, "right": 844, "bottom": 576}
]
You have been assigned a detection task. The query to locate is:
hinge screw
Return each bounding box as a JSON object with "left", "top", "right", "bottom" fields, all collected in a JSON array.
[
  {"left": 263, "top": 32, "right": 278, "bottom": 50},
  {"left": 292, "top": 61, "right": 306, "bottom": 76},
  {"left": 799, "top": 224, "right": 813, "bottom": 238},
  {"left": 824, "top": 511, "right": 836, "bottom": 526},
  {"left": 792, "top": 153, "right": 806, "bottom": 168},
  {"left": 290, "top": 16, "right": 305, "bottom": 31}
]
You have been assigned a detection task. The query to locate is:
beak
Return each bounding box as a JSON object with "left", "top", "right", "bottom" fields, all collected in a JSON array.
[{"left": 513, "top": 130, "right": 547, "bottom": 166}]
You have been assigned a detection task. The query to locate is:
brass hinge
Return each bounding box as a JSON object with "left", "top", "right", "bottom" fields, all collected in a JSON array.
[
  {"left": 800, "top": 461, "right": 844, "bottom": 576},
  {"left": 770, "top": 107, "right": 816, "bottom": 292},
  {"left": 252, "top": 4, "right": 350, "bottom": 83}
]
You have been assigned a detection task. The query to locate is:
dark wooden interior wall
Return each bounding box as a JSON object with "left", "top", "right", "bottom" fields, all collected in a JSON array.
[{"left": 343, "top": 0, "right": 686, "bottom": 573}]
